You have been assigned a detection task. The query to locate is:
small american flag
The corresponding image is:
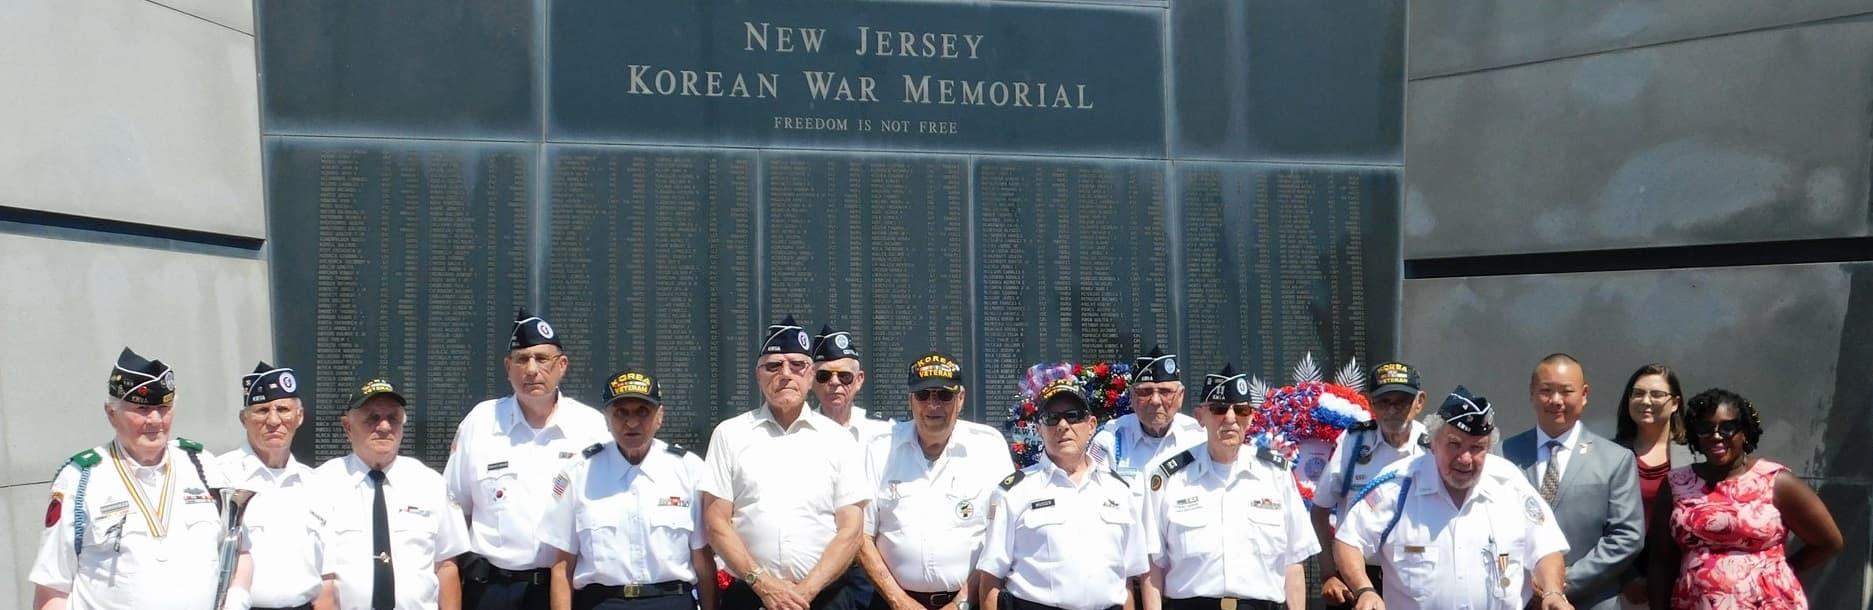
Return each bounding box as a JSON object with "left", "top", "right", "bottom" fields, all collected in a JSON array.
[{"left": 552, "top": 473, "right": 570, "bottom": 498}]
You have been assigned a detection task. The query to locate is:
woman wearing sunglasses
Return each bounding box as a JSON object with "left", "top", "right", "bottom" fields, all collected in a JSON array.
[{"left": 1646, "top": 388, "right": 1841, "bottom": 609}]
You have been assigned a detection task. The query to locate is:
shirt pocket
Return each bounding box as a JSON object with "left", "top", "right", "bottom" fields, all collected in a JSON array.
[
  {"left": 1388, "top": 541, "right": 1440, "bottom": 601},
  {"left": 392, "top": 505, "right": 438, "bottom": 564},
  {"left": 1018, "top": 504, "right": 1069, "bottom": 561},
  {"left": 1167, "top": 506, "right": 1217, "bottom": 557}
]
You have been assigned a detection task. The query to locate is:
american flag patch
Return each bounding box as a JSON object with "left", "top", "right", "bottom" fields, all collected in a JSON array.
[{"left": 553, "top": 473, "right": 570, "bottom": 498}]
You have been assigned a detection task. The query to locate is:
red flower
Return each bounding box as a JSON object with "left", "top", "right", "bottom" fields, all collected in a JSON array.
[
  {"left": 717, "top": 569, "right": 732, "bottom": 591},
  {"left": 1013, "top": 442, "right": 1026, "bottom": 453},
  {"left": 1072, "top": 364, "right": 1085, "bottom": 375},
  {"left": 1105, "top": 389, "right": 1121, "bottom": 403},
  {"left": 1094, "top": 363, "right": 1111, "bottom": 377},
  {"left": 1022, "top": 403, "right": 1036, "bottom": 415},
  {"left": 1113, "top": 376, "right": 1128, "bottom": 388}
]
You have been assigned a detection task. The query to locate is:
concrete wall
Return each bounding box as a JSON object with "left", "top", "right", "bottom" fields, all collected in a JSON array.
[
  {"left": 0, "top": 0, "right": 269, "bottom": 606},
  {"left": 1403, "top": 4, "right": 1873, "bottom": 606}
]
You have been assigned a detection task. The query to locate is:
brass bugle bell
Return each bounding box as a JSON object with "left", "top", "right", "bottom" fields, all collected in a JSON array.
[{"left": 212, "top": 488, "right": 258, "bottom": 610}]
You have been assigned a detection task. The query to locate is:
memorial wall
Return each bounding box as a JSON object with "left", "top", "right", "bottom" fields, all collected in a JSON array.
[{"left": 259, "top": 0, "right": 1404, "bottom": 464}]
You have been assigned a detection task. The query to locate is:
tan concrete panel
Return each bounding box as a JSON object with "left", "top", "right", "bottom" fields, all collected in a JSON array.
[{"left": 0, "top": 0, "right": 263, "bottom": 237}]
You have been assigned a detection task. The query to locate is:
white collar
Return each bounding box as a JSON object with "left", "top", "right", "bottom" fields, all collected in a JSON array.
[
  {"left": 233, "top": 443, "right": 311, "bottom": 483},
  {"left": 1537, "top": 422, "right": 1583, "bottom": 451},
  {"left": 497, "top": 392, "right": 570, "bottom": 435}
]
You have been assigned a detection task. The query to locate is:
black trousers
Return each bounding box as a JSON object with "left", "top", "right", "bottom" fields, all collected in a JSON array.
[
  {"left": 1163, "top": 597, "right": 1282, "bottom": 610},
  {"left": 575, "top": 585, "right": 700, "bottom": 610},
  {"left": 1004, "top": 595, "right": 1119, "bottom": 610},
  {"left": 721, "top": 578, "right": 855, "bottom": 610},
  {"left": 867, "top": 589, "right": 960, "bottom": 610},
  {"left": 843, "top": 564, "right": 878, "bottom": 609},
  {"left": 1324, "top": 565, "right": 1384, "bottom": 610},
  {"left": 466, "top": 565, "right": 553, "bottom": 610}
]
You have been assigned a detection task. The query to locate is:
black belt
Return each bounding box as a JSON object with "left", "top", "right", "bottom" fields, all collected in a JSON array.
[
  {"left": 586, "top": 581, "right": 695, "bottom": 599},
  {"left": 490, "top": 566, "right": 554, "bottom": 586},
  {"left": 1006, "top": 596, "right": 1119, "bottom": 610},
  {"left": 904, "top": 590, "right": 959, "bottom": 610},
  {"left": 1163, "top": 597, "right": 1282, "bottom": 610},
  {"left": 253, "top": 605, "right": 313, "bottom": 610}
]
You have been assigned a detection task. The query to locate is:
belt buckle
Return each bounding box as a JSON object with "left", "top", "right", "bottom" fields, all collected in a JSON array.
[
  {"left": 931, "top": 593, "right": 955, "bottom": 607},
  {"left": 621, "top": 584, "right": 643, "bottom": 598},
  {"left": 1219, "top": 598, "right": 1237, "bottom": 610}
]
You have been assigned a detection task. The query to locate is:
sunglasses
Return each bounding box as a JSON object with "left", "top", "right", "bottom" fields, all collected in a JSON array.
[
  {"left": 1205, "top": 403, "right": 1256, "bottom": 416},
  {"left": 759, "top": 360, "right": 812, "bottom": 375},
  {"left": 1040, "top": 409, "right": 1092, "bottom": 426},
  {"left": 913, "top": 388, "right": 958, "bottom": 402},
  {"left": 815, "top": 370, "right": 856, "bottom": 384},
  {"left": 1691, "top": 419, "right": 1745, "bottom": 438}
]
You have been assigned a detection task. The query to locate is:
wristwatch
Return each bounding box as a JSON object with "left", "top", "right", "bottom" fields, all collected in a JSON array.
[
  {"left": 742, "top": 566, "right": 767, "bottom": 586},
  {"left": 958, "top": 601, "right": 973, "bottom": 610}
]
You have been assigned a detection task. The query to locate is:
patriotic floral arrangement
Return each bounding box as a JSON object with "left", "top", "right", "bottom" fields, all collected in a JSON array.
[
  {"left": 1003, "top": 361, "right": 1135, "bottom": 467},
  {"left": 1244, "top": 354, "right": 1374, "bottom": 506}
]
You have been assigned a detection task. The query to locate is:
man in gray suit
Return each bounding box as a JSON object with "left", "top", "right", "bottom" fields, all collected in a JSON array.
[{"left": 1503, "top": 354, "right": 1643, "bottom": 610}]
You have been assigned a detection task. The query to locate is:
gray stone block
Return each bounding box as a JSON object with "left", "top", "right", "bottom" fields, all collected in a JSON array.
[
  {"left": 1173, "top": 0, "right": 1404, "bottom": 162},
  {"left": 1401, "top": 263, "right": 1872, "bottom": 607},
  {"left": 0, "top": 233, "right": 269, "bottom": 486},
  {"left": 1410, "top": 1, "right": 1873, "bottom": 78},
  {"left": 1405, "top": 20, "right": 1873, "bottom": 258},
  {"left": 258, "top": 0, "right": 538, "bottom": 139},
  {"left": 0, "top": 0, "right": 264, "bottom": 237}
]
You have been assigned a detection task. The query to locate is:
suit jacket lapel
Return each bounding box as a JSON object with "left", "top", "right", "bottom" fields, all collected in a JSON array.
[{"left": 1556, "top": 432, "right": 1597, "bottom": 497}]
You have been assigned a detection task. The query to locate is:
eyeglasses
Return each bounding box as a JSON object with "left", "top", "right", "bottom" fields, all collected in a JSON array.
[
  {"left": 1132, "top": 386, "right": 1180, "bottom": 399},
  {"left": 1205, "top": 403, "right": 1255, "bottom": 416},
  {"left": 1040, "top": 409, "right": 1092, "bottom": 426},
  {"left": 1629, "top": 389, "right": 1675, "bottom": 402},
  {"left": 759, "top": 360, "right": 812, "bottom": 375},
  {"left": 815, "top": 370, "right": 856, "bottom": 384},
  {"left": 1691, "top": 419, "right": 1745, "bottom": 438},
  {"left": 509, "top": 352, "right": 564, "bottom": 368},
  {"left": 913, "top": 388, "right": 957, "bottom": 402}
]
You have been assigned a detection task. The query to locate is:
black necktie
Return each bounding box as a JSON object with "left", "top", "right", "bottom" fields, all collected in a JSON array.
[{"left": 369, "top": 468, "right": 395, "bottom": 610}]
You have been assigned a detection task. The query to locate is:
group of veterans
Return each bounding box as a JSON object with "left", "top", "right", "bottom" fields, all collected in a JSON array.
[{"left": 28, "top": 312, "right": 1844, "bottom": 610}]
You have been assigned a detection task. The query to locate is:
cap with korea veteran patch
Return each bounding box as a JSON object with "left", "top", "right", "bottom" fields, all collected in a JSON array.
[
  {"left": 348, "top": 378, "right": 407, "bottom": 411},
  {"left": 1438, "top": 385, "right": 1494, "bottom": 435},
  {"left": 603, "top": 369, "right": 662, "bottom": 406},
  {"left": 1036, "top": 378, "right": 1091, "bottom": 411},
  {"left": 1370, "top": 361, "right": 1421, "bottom": 397},
  {"left": 242, "top": 361, "right": 300, "bottom": 406},
  {"left": 110, "top": 347, "right": 176, "bottom": 406},
  {"left": 907, "top": 352, "right": 964, "bottom": 391}
]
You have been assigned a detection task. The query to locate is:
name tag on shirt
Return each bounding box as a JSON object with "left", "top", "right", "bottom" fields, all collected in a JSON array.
[
  {"left": 1404, "top": 545, "right": 1425, "bottom": 554},
  {"left": 401, "top": 506, "right": 431, "bottom": 517},
  {"left": 559, "top": 451, "right": 575, "bottom": 459},
  {"left": 99, "top": 500, "right": 131, "bottom": 517},
  {"left": 487, "top": 461, "right": 510, "bottom": 472},
  {"left": 1029, "top": 499, "right": 1055, "bottom": 510},
  {"left": 1250, "top": 498, "right": 1281, "bottom": 511},
  {"left": 658, "top": 496, "right": 691, "bottom": 507},
  {"left": 1173, "top": 497, "right": 1201, "bottom": 511}
]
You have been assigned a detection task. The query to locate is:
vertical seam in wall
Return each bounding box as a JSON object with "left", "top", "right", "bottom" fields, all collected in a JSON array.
[
  {"left": 965, "top": 154, "right": 981, "bottom": 422},
  {"left": 532, "top": 0, "right": 553, "bottom": 311},
  {"left": 754, "top": 150, "right": 768, "bottom": 325},
  {"left": 249, "top": 0, "right": 278, "bottom": 361},
  {"left": 1393, "top": 0, "right": 1411, "bottom": 357}
]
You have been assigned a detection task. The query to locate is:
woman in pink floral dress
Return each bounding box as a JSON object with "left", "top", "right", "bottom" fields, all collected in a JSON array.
[{"left": 1646, "top": 388, "right": 1841, "bottom": 609}]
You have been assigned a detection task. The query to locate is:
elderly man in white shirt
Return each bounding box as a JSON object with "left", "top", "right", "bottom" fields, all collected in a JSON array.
[
  {"left": 316, "top": 379, "right": 471, "bottom": 610},
  {"left": 703, "top": 315, "right": 869, "bottom": 610},
  {"left": 859, "top": 352, "right": 1012, "bottom": 610},
  {"left": 218, "top": 362, "right": 335, "bottom": 610}
]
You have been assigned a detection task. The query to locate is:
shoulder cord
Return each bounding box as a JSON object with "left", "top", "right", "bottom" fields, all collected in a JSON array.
[{"left": 1335, "top": 429, "right": 1369, "bottom": 509}]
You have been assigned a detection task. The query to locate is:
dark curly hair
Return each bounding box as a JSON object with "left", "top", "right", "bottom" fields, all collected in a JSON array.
[
  {"left": 1681, "top": 387, "right": 1763, "bottom": 455},
  {"left": 1613, "top": 363, "right": 1686, "bottom": 448}
]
